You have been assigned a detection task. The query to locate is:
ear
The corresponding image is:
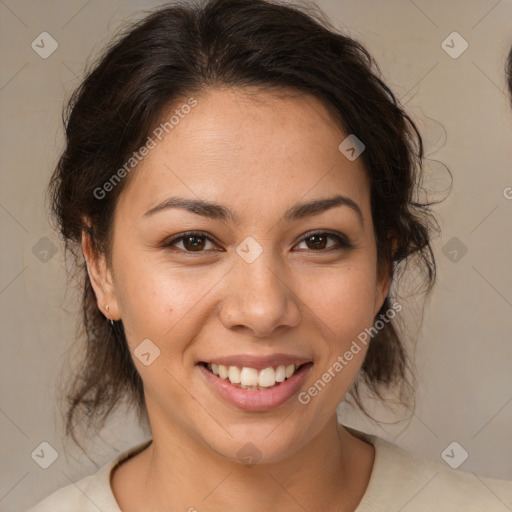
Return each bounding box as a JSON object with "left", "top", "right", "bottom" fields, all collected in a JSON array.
[
  {"left": 81, "top": 230, "right": 121, "bottom": 321},
  {"left": 373, "top": 234, "right": 397, "bottom": 317}
]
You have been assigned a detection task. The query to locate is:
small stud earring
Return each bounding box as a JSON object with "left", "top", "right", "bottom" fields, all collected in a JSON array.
[{"left": 105, "top": 305, "right": 114, "bottom": 325}]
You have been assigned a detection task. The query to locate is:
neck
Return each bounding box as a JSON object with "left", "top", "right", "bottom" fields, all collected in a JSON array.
[{"left": 122, "top": 415, "right": 374, "bottom": 512}]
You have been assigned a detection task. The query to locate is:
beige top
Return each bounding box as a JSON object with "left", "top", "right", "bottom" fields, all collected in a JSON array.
[{"left": 28, "top": 428, "right": 512, "bottom": 511}]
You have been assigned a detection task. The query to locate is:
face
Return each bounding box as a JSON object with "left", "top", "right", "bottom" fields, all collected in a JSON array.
[{"left": 87, "top": 86, "right": 391, "bottom": 463}]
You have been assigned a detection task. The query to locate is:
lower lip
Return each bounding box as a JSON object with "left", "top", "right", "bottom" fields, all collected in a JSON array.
[{"left": 197, "top": 363, "right": 313, "bottom": 412}]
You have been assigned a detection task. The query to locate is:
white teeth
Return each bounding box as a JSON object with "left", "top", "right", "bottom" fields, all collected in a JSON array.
[
  {"left": 228, "top": 366, "right": 241, "bottom": 384},
  {"left": 275, "top": 365, "right": 286, "bottom": 382},
  {"left": 218, "top": 364, "right": 229, "bottom": 380},
  {"left": 206, "top": 362, "right": 303, "bottom": 388},
  {"left": 258, "top": 367, "right": 276, "bottom": 387},
  {"left": 240, "top": 367, "right": 259, "bottom": 387}
]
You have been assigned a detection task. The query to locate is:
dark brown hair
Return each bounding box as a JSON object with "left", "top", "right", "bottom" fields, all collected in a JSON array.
[
  {"left": 49, "top": 0, "right": 439, "bottom": 447},
  {"left": 507, "top": 46, "right": 512, "bottom": 103}
]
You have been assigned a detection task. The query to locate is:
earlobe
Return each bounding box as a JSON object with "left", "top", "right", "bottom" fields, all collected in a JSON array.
[
  {"left": 81, "top": 231, "right": 121, "bottom": 321},
  {"left": 374, "top": 234, "right": 397, "bottom": 316},
  {"left": 374, "top": 269, "right": 392, "bottom": 317}
]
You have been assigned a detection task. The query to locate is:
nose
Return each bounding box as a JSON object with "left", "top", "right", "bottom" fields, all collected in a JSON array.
[{"left": 218, "top": 254, "right": 301, "bottom": 338}]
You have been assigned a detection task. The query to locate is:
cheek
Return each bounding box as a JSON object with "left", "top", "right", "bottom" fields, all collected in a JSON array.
[
  {"left": 113, "top": 248, "right": 219, "bottom": 348},
  {"left": 295, "top": 265, "right": 378, "bottom": 409},
  {"left": 298, "top": 263, "right": 378, "bottom": 343}
]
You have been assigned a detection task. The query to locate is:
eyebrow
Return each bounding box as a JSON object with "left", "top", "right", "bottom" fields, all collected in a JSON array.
[{"left": 143, "top": 194, "right": 364, "bottom": 227}]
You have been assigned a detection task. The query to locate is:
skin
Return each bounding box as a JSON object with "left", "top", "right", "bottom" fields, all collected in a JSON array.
[{"left": 83, "top": 86, "right": 392, "bottom": 511}]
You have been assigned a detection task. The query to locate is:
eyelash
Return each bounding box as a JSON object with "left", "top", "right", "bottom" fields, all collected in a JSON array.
[{"left": 161, "top": 230, "right": 353, "bottom": 254}]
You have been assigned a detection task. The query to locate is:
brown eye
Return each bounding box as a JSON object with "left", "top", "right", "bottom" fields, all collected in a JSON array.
[
  {"left": 163, "top": 231, "right": 216, "bottom": 253},
  {"left": 295, "top": 231, "right": 352, "bottom": 252},
  {"left": 182, "top": 235, "right": 207, "bottom": 251},
  {"left": 304, "top": 234, "right": 328, "bottom": 250}
]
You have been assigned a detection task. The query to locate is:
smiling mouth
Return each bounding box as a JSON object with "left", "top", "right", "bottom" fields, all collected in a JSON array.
[{"left": 200, "top": 362, "right": 310, "bottom": 390}]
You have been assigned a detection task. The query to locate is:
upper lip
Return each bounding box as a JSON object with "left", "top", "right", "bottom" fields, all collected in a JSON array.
[{"left": 199, "top": 353, "right": 312, "bottom": 370}]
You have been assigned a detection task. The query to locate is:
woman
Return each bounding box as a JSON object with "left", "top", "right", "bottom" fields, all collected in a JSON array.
[{"left": 29, "top": 0, "right": 511, "bottom": 510}]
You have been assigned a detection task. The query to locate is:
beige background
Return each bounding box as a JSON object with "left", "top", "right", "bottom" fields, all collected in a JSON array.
[{"left": 1, "top": 0, "right": 511, "bottom": 510}]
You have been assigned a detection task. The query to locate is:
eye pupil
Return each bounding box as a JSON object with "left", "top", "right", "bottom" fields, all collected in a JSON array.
[
  {"left": 307, "top": 235, "right": 327, "bottom": 250},
  {"left": 184, "top": 236, "right": 205, "bottom": 251}
]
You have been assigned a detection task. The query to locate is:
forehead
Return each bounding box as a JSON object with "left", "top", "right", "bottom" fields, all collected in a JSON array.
[{"left": 117, "top": 87, "right": 371, "bottom": 222}]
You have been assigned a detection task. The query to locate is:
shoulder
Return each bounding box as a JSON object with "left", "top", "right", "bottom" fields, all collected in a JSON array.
[
  {"left": 27, "top": 473, "right": 108, "bottom": 512},
  {"left": 27, "top": 440, "right": 152, "bottom": 512},
  {"left": 348, "top": 428, "right": 512, "bottom": 512}
]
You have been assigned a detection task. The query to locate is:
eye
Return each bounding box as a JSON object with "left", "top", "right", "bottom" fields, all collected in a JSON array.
[
  {"left": 294, "top": 231, "right": 352, "bottom": 252},
  {"left": 162, "top": 231, "right": 217, "bottom": 253},
  {"left": 162, "top": 230, "right": 353, "bottom": 254}
]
